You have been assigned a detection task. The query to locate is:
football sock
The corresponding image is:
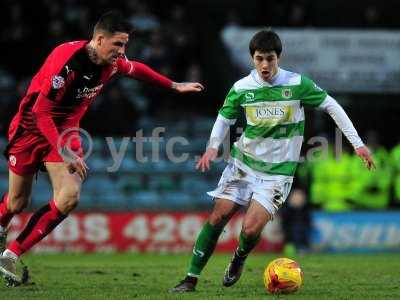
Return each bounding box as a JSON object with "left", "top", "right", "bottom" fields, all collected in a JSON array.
[
  {"left": 187, "top": 222, "right": 224, "bottom": 277},
  {"left": 0, "top": 193, "right": 14, "bottom": 228},
  {"left": 8, "top": 200, "right": 66, "bottom": 257},
  {"left": 237, "top": 231, "right": 261, "bottom": 257}
]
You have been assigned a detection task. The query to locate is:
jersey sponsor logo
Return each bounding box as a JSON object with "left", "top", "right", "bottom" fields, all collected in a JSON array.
[
  {"left": 9, "top": 155, "right": 16, "bottom": 167},
  {"left": 52, "top": 75, "right": 65, "bottom": 89},
  {"left": 255, "top": 107, "right": 285, "bottom": 118},
  {"left": 76, "top": 84, "right": 103, "bottom": 99},
  {"left": 245, "top": 92, "right": 255, "bottom": 101},
  {"left": 282, "top": 88, "right": 292, "bottom": 99},
  {"left": 245, "top": 103, "right": 294, "bottom": 126}
]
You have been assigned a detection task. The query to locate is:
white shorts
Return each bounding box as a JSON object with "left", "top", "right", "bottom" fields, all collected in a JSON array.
[{"left": 207, "top": 163, "right": 293, "bottom": 217}]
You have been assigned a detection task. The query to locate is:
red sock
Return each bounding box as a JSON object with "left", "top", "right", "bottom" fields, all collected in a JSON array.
[
  {"left": 0, "top": 193, "right": 14, "bottom": 228},
  {"left": 8, "top": 200, "right": 66, "bottom": 256}
]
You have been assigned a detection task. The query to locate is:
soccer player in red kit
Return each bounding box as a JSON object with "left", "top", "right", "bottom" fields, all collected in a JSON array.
[{"left": 0, "top": 11, "right": 204, "bottom": 284}]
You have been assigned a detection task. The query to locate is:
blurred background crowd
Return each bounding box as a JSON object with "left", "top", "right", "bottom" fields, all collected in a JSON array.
[{"left": 0, "top": 0, "right": 399, "bottom": 230}]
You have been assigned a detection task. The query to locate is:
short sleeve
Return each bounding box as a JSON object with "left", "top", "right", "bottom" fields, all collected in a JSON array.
[
  {"left": 218, "top": 87, "right": 242, "bottom": 121},
  {"left": 300, "top": 76, "right": 328, "bottom": 107}
]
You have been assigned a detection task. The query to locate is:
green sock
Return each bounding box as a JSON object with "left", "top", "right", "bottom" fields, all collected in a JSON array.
[
  {"left": 237, "top": 231, "right": 261, "bottom": 257},
  {"left": 188, "top": 222, "right": 223, "bottom": 276}
]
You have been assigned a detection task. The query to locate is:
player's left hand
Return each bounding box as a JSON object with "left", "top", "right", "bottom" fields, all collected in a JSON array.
[
  {"left": 172, "top": 82, "right": 204, "bottom": 93},
  {"left": 355, "top": 146, "right": 376, "bottom": 170}
]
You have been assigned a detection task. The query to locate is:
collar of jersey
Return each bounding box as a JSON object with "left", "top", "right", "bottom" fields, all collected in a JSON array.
[{"left": 251, "top": 68, "right": 282, "bottom": 87}]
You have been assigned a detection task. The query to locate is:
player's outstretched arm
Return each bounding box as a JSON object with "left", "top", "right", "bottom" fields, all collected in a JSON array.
[
  {"left": 355, "top": 146, "right": 375, "bottom": 170},
  {"left": 319, "top": 95, "right": 375, "bottom": 170},
  {"left": 117, "top": 58, "right": 204, "bottom": 92},
  {"left": 171, "top": 82, "right": 204, "bottom": 93}
]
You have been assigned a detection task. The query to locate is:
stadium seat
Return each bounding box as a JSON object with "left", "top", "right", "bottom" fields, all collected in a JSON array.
[
  {"left": 148, "top": 175, "right": 179, "bottom": 191},
  {"left": 127, "top": 191, "right": 161, "bottom": 209},
  {"left": 160, "top": 192, "right": 192, "bottom": 209},
  {"left": 31, "top": 177, "right": 52, "bottom": 207}
]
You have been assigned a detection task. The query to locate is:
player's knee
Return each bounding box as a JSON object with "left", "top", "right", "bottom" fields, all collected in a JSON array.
[
  {"left": 60, "top": 183, "right": 81, "bottom": 200},
  {"left": 57, "top": 185, "right": 81, "bottom": 212},
  {"left": 241, "top": 222, "right": 263, "bottom": 239},
  {"left": 208, "top": 210, "right": 230, "bottom": 227},
  {"left": 7, "top": 194, "right": 30, "bottom": 214},
  {"left": 58, "top": 197, "right": 80, "bottom": 213}
]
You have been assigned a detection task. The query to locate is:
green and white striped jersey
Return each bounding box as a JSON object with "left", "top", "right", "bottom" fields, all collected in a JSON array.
[{"left": 219, "top": 68, "right": 327, "bottom": 178}]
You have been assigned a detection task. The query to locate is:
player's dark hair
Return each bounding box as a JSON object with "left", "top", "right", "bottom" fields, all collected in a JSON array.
[
  {"left": 94, "top": 10, "right": 133, "bottom": 35},
  {"left": 249, "top": 30, "right": 282, "bottom": 57}
]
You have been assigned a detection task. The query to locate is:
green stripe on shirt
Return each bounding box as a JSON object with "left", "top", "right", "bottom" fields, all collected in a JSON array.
[
  {"left": 245, "top": 120, "right": 305, "bottom": 139},
  {"left": 231, "top": 145, "right": 298, "bottom": 176}
]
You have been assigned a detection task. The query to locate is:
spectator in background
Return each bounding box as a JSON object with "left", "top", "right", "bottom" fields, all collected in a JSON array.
[
  {"left": 45, "top": 19, "right": 70, "bottom": 50},
  {"left": 224, "top": 9, "right": 241, "bottom": 29},
  {"left": 164, "top": 5, "right": 198, "bottom": 80},
  {"left": 288, "top": 3, "right": 306, "bottom": 27},
  {"left": 141, "top": 30, "right": 171, "bottom": 71},
  {"left": 64, "top": 1, "right": 91, "bottom": 38},
  {"left": 91, "top": 84, "right": 139, "bottom": 136},
  {"left": 364, "top": 5, "right": 381, "bottom": 27},
  {"left": 1, "top": 3, "right": 31, "bottom": 76},
  {"left": 127, "top": 2, "right": 160, "bottom": 33},
  {"left": 185, "top": 63, "right": 203, "bottom": 83},
  {"left": 139, "top": 30, "right": 174, "bottom": 115},
  {"left": 280, "top": 188, "right": 311, "bottom": 256}
]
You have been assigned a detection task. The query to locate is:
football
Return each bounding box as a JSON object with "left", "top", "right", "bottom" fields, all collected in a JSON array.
[{"left": 263, "top": 257, "right": 303, "bottom": 294}]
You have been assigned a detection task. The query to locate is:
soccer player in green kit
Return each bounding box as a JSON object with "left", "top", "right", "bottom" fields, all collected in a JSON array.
[{"left": 171, "top": 29, "right": 375, "bottom": 292}]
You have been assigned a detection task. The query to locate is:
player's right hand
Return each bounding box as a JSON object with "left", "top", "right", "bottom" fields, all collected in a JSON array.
[
  {"left": 66, "top": 156, "right": 89, "bottom": 180},
  {"left": 172, "top": 82, "right": 204, "bottom": 93},
  {"left": 61, "top": 146, "right": 89, "bottom": 180},
  {"left": 196, "top": 148, "right": 218, "bottom": 172}
]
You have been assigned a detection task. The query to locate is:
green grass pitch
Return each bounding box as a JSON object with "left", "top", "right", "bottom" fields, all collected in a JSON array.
[{"left": 1, "top": 253, "right": 399, "bottom": 299}]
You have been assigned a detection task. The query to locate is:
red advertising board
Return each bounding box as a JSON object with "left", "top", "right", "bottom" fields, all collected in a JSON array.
[{"left": 8, "top": 212, "right": 284, "bottom": 253}]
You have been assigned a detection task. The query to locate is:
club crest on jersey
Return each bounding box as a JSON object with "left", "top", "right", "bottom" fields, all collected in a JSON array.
[
  {"left": 282, "top": 88, "right": 292, "bottom": 99},
  {"left": 245, "top": 92, "right": 255, "bottom": 101},
  {"left": 9, "top": 155, "right": 16, "bottom": 167},
  {"left": 52, "top": 75, "right": 65, "bottom": 89}
]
